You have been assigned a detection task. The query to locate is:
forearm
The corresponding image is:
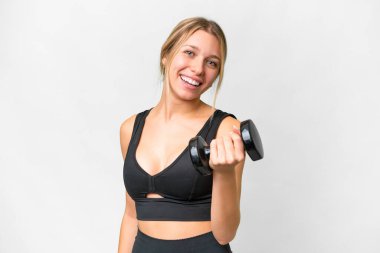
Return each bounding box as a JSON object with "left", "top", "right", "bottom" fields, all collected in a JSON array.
[
  {"left": 118, "top": 214, "right": 138, "bottom": 253},
  {"left": 210, "top": 168, "right": 240, "bottom": 245}
]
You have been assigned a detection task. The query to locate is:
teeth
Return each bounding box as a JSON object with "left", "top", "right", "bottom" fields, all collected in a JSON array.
[{"left": 180, "top": 75, "right": 200, "bottom": 86}]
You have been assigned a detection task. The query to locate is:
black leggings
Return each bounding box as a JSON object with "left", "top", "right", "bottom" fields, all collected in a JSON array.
[{"left": 132, "top": 229, "right": 233, "bottom": 253}]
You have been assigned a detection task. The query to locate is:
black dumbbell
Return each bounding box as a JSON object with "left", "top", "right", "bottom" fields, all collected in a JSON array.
[{"left": 189, "top": 119, "right": 264, "bottom": 176}]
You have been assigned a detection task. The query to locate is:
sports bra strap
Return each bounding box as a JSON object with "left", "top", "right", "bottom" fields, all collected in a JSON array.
[{"left": 130, "top": 109, "right": 151, "bottom": 145}]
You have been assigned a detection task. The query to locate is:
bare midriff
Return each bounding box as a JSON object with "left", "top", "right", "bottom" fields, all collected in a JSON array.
[{"left": 137, "top": 193, "right": 212, "bottom": 239}]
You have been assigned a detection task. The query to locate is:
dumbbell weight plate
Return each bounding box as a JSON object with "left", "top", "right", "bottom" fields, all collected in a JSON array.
[
  {"left": 241, "top": 120, "right": 264, "bottom": 161},
  {"left": 189, "top": 136, "right": 213, "bottom": 176}
]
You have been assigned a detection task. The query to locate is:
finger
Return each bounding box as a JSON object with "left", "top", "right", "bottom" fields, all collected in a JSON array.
[
  {"left": 232, "top": 125, "right": 241, "bottom": 135},
  {"left": 216, "top": 137, "right": 226, "bottom": 163},
  {"left": 210, "top": 139, "right": 218, "bottom": 163},
  {"left": 224, "top": 134, "right": 235, "bottom": 164},
  {"left": 230, "top": 131, "right": 245, "bottom": 161}
]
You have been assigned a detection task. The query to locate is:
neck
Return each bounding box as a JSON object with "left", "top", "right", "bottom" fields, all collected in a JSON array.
[{"left": 152, "top": 83, "right": 210, "bottom": 121}]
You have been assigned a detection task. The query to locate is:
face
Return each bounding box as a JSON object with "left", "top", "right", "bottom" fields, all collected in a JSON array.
[{"left": 163, "top": 30, "right": 222, "bottom": 101}]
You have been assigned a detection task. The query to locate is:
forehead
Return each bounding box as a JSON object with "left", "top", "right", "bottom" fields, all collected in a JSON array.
[{"left": 181, "top": 30, "right": 221, "bottom": 58}]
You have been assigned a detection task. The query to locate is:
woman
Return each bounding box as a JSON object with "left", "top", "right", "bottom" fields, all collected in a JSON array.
[{"left": 118, "top": 17, "right": 245, "bottom": 253}]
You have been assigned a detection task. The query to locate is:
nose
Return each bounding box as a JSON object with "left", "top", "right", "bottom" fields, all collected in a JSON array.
[{"left": 190, "top": 58, "right": 204, "bottom": 75}]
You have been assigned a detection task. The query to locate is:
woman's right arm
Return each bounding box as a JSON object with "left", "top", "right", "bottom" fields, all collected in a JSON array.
[{"left": 118, "top": 115, "right": 138, "bottom": 253}]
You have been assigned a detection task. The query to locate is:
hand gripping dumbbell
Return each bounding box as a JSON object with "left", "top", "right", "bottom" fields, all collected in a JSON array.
[{"left": 189, "top": 119, "right": 264, "bottom": 176}]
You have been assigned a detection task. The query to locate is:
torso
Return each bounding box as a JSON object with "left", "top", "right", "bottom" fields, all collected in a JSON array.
[{"left": 135, "top": 105, "right": 215, "bottom": 239}]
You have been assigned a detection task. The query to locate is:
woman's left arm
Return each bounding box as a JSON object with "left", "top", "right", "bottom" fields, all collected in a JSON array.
[{"left": 210, "top": 116, "right": 246, "bottom": 245}]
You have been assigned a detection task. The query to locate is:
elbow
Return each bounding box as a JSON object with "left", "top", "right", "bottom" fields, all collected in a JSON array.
[
  {"left": 212, "top": 219, "right": 240, "bottom": 245},
  {"left": 213, "top": 230, "right": 237, "bottom": 246},
  {"left": 211, "top": 210, "right": 241, "bottom": 245}
]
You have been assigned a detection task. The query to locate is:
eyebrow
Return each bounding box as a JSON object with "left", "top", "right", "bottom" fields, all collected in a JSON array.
[{"left": 181, "top": 45, "right": 221, "bottom": 61}]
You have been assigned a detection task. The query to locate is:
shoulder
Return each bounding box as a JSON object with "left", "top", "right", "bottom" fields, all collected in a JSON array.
[
  {"left": 120, "top": 114, "right": 137, "bottom": 138},
  {"left": 215, "top": 110, "right": 240, "bottom": 138},
  {"left": 119, "top": 108, "right": 149, "bottom": 135}
]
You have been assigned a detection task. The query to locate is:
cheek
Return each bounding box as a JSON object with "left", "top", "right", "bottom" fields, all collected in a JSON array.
[
  {"left": 206, "top": 70, "right": 219, "bottom": 83},
  {"left": 173, "top": 57, "right": 188, "bottom": 70},
  {"left": 173, "top": 53, "right": 188, "bottom": 65}
]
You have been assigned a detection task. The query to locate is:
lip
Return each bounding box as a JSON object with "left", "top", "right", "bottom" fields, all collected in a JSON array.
[
  {"left": 179, "top": 74, "right": 203, "bottom": 85},
  {"left": 180, "top": 77, "right": 199, "bottom": 90}
]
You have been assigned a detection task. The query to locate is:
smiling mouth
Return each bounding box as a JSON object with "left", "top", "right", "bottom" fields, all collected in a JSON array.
[{"left": 180, "top": 75, "right": 202, "bottom": 87}]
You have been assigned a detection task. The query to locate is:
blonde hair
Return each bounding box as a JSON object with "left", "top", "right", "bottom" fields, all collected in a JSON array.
[{"left": 160, "top": 17, "right": 227, "bottom": 108}]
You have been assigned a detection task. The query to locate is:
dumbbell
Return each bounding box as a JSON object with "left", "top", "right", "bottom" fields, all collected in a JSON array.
[{"left": 189, "top": 119, "right": 263, "bottom": 176}]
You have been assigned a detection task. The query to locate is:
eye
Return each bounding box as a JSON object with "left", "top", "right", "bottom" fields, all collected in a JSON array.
[
  {"left": 184, "top": 50, "right": 194, "bottom": 56},
  {"left": 207, "top": 60, "right": 218, "bottom": 68}
]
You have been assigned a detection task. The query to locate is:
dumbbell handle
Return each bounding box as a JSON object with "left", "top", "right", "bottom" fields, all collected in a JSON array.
[{"left": 204, "top": 148, "right": 211, "bottom": 160}]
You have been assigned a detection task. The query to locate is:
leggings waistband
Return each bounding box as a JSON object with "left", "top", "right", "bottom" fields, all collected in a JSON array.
[
  {"left": 137, "top": 228, "right": 214, "bottom": 243},
  {"left": 134, "top": 228, "right": 232, "bottom": 253}
]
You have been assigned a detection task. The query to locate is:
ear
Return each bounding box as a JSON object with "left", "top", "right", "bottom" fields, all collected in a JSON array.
[{"left": 162, "top": 57, "right": 167, "bottom": 66}]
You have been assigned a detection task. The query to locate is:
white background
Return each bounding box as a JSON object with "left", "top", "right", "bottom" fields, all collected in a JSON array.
[{"left": 1, "top": 0, "right": 379, "bottom": 252}]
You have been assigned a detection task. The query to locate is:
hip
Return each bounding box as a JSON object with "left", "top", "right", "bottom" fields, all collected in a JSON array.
[{"left": 132, "top": 228, "right": 232, "bottom": 253}]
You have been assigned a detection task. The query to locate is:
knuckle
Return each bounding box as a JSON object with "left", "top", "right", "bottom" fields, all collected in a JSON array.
[
  {"left": 227, "top": 158, "right": 235, "bottom": 165},
  {"left": 237, "top": 154, "right": 245, "bottom": 161}
]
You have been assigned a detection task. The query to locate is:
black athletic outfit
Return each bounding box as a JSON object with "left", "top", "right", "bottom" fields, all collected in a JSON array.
[{"left": 123, "top": 108, "right": 236, "bottom": 253}]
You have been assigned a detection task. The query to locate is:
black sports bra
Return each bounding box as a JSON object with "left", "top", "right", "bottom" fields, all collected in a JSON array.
[{"left": 123, "top": 108, "right": 236, "bottom": 221}]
